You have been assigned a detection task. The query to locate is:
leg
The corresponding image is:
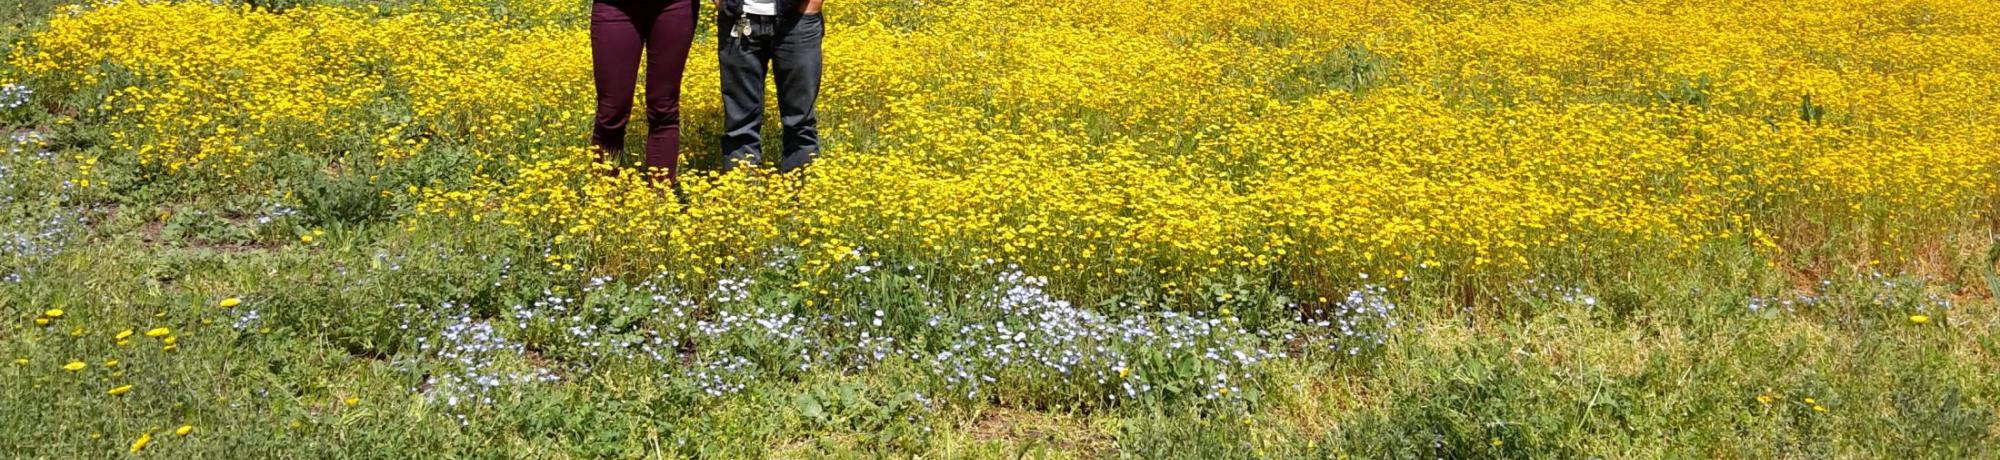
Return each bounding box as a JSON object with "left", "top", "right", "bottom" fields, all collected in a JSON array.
[
  {"left": 772, "top": 13, "right": 824, "bottom": 173},
  {"left": 590, "top": 2, "right": 644, "bottom": 167},
  {"left": 718, "top": 15, "right": 771, "bottom": 171},
  {"left": 642, "top": 0, "right": 698, "bottom": 182}
]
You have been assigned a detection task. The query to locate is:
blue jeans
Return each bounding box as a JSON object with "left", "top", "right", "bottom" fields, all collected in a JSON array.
[{"left": 718, "top": 12, "right": 823, "bottom": 173}]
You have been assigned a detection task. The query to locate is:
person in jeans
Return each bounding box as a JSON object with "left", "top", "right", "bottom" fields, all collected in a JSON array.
[
  {"left": 716, "top": 0, "right": 824, "bottom": 173},
  {"left": 590, "top": 0, "right": 699, "bottom": 183}
]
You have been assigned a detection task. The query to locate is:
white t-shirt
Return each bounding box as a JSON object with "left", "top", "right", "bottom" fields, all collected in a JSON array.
[{"left": 742, "top": 0, "right": 779, "bottom": 15}]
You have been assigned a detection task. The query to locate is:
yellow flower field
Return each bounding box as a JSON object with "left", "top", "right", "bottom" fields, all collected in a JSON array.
[
  {"left": 12, "top": 0, "right": 1998, "bottom": 297},
  {"left": 6, "top": 1, "right": 2000, "bottom": 456}
]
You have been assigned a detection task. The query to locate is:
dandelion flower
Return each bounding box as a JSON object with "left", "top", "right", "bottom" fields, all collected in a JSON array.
[
  {"left": 62, "top": 360, "right": 86, "bottom": 371},
  {"left": 145, "top": 327, "right": 170, "bottom": 338},
  {"left": 175, "top": 425, "right": 193, "bottom": 436},
  {"left": 44, "top": 309, "right": 63, "bottom": 318},
  {"left": 33, "top": 318, "right": 48, "bottom": 326},
  {"left": 1812, "top": 404, "right": 1827, "bottom": 412},
  {"left": 104, "top": 359, "right": 119, "bottom": 368},
  {"left": 163, "top": 336, "right": 177, "bottom": 346},
  {"left": 1910, "top": 314, "right": 1929, "bottom": 325},
  {"left": 108, "top": 384, "right": 133, "bottom": 396},
  {"left": 220, "top": 297, "right": 241, "bottom": 308},
  {"left": 1756, "top": 394, "right": 1774, "bottom": 405},
  {"left": 344, "top": 396, "right": 359, "bottom": 407},
  {"left": 115, "top": 329, "right": 134, "bottom": 340},
  {"left": 300, "top": 234, "right": 314, "bottom": 243},
  {"left": 129, "top": 432, "right": 151, "bottom": 453}
]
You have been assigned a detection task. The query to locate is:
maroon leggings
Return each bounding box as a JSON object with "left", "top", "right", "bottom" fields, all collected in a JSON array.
[{"left": 590, "top": 0, "right": 698, "bottom": 180}]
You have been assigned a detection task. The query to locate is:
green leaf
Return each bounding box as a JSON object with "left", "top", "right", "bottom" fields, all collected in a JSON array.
[
  {"left": 795, "top": 393, "right": 824, "bottom": 420},
  {"left": 1983, "top": 242, "right": 2000, "bottom": 298},
  {"left": 839, "top": 384, "right": 860, "bottom": 407}
]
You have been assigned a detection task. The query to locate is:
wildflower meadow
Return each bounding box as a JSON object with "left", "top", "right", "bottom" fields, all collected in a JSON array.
[{"left": 2, "top": 0, "right": 1997, "bottom": 457}]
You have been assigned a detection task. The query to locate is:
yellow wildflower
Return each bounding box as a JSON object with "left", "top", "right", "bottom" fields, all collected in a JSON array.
[
  {"left": 1910, "top": 314, "right": 1930, "bottom": 325},
  {"left": 108, "top": 384, "right": 133, "bottom": 396},
  {"left": 43, "top": 309, "right": 63, "bottom": 318},
  {"left": 115, "top": 329, "right": 134, "bottom": 340},
  {"left": 62, "top": 360, "right": 86, "bottom": 371},
  {"left": 33, "top": 318, "right": 48, "bottom": 327},
  {"left": 220, "top": 297, "right": 241, "bottom": 308},
  {"left": 129, "top": 432, "right": 151, "bottom": 453},
  {"left": 19, "top": 0, "right": 2000, "bottom": 352},
  {"left": 175, "top": 425, "right": 193, "bottom": 436},
  {"left": 105, "top": 359, "right": 119, "bottom": 368},
  {"left": 145, "top": 327, "right": 170, "bottom": 338}
]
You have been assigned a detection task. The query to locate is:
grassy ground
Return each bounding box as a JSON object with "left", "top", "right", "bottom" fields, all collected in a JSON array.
[
  {"left": 3, "top": 0, "right": 1999, "bottom": 458},
  {"left": 3, "top": 189, "right": 1993, "bottom": 457}
]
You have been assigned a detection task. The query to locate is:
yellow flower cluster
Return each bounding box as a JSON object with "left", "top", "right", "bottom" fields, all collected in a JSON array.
[
  {"left": 13, "top": 3, "right": 389, "bottom": 175},
  {"left": 16, "top": 0, "right": 1999, "bottom": 298}
]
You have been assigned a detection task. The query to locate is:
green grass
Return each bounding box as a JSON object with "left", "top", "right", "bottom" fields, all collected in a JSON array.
[{"left": 1, "top": 185, "right": 1992, "bottom": 457}]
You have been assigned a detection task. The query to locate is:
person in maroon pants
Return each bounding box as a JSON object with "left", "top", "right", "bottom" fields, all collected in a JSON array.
[{"left": 590, "top": 0, "right": 699, "bottom": 184}]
